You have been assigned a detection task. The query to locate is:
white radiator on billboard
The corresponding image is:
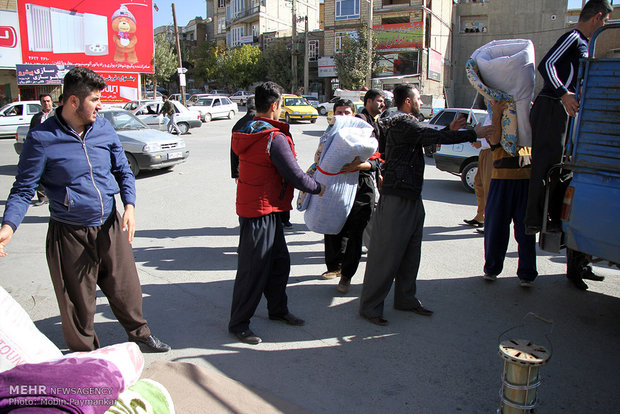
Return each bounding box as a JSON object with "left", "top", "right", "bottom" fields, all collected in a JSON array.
[{"left": 25, "top": 3, "right": 108, "bottom": 56}]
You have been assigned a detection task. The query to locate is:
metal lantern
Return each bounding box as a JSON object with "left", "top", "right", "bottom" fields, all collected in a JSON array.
[{"left": 497, "top": 314, "right": 552, "bottom": 414}]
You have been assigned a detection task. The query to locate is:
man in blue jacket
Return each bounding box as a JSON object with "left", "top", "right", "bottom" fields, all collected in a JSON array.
[{"left": 0, "top": 67, "right": 169, "bottom": 353}]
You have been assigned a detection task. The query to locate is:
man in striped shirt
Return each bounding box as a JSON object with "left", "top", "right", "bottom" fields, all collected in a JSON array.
[{"left": 525, "top": 0, "right": 611, "bottom": 290}]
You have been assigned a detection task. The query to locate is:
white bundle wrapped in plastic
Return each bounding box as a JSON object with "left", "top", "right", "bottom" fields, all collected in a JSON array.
[
  {"left": 304, "top": 116, "right": 376, "bottom": 234},
  {"left": 470, "top": 39, "right": 536, "bottom": 147}
]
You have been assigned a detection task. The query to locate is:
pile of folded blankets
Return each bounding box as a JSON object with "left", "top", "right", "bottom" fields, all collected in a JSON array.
[{"left": 0, "top": 286, "right": 174, "bottom": 413}]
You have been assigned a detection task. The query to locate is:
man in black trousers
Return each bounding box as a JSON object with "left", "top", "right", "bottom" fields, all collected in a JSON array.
[{"left": 524, "top": 0, "right": 611, "bottom": 290}]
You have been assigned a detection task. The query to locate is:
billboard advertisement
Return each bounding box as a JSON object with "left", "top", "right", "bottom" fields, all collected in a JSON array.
[
  {"left": 99, "top": 72, "right": 140, "bottom": 103},
  {"left": 0, "top": 10, "right": 23, "bottom": 69},
  {"left": 373, "top": 22, "right": 423, "bottom": 50},
  {"left": 16, "top": 0, "right": 154, "bottom": 73},
  {"left": 428, "top": 48, "right": 442, "bottom": 82},
  {"left": 16, "top": 64, "right": 74, "bottom": 85}
]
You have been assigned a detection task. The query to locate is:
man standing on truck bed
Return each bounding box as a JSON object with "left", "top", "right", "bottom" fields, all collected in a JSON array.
[{"left": 524, "top": 0, "right": 612, "bottom": 290}]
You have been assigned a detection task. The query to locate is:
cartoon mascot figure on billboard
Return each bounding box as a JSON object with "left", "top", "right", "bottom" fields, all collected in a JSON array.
[{"left": 111, "top": 5, "right": 138, "bottom": 63}]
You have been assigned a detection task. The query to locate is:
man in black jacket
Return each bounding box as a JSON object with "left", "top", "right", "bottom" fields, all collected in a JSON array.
[
  {"left": 359, "top": 84, "right": 492, "bottom": 326},
  {"left": 230, "top": 97, "right": 256, "bottom": 180},
  {"left": 28, "top": 94, "right": 55, "bottom": 206}
]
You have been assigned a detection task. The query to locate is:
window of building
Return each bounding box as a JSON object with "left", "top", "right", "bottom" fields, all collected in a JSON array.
[
  {"left": 460, "top": 15, "right": 488, "bottom": 33},
  {"left": 375, "top": 52, "right": 420, "bottom": 77},
  {"left": 218, "top": 0, "right": 225, "bottom": 8},
  {"left": 233, "top": 0, "right": 245, "bottom": 17},
  {"left": 335, "top": 0, "right": 360, "bottom": 21},
  {"left": 232, "top": 26, "right": 245, "bottom": 46},
  {"left": 381, "top": 16, "right": 410, "bottom": 25},
  {"left": 308, "top": 40, "right": 319, "bottom": 61},
  {"left": 252, "top": 24, "right": 259, "bottom": 38},
  {"left": 335, "top": 31, "right": 357, "bottom": 54},
  {"left": 218, "top": 17, "right": 226, "bottom": 34},
  {"left": 382, "top": 0, "right": 409, "bottom": 6}
]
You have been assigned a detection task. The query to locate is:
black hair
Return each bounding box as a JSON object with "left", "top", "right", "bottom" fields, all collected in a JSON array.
[
  {"left": 254, "top": 81, "right": 283, "bottom": 113},
  {"left": 393, "top": 84, "right": 415, "bottom": 109},
  {"left": 58, "top": 94, "right": 64, "bottom": 104},
  {"left": 62, "top": 67, "right": 107, "bottom": 101},
  {"left": 363, "top": 89, "right": 384, "bottom": 106},
  {"left": 579, "top": 0, "right": 612, "bottom": 22},
  {"left": 39, "top": 93, "right": 52, "bottom": 101},
  {"left": 333, "top": 99, "right": 355, "bottom": 113},
  {"left": 246, "top": 96, "right": 256, "bottom": 111}
]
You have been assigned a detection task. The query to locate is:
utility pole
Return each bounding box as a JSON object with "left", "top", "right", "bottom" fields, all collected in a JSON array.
[
  {"left": 172, "top": 3, "right": 186, "bottom": 106},
  {"left": 366, "top": 0, "right": 373, "bottom": 88},
  {"left": 291, "top": 0, "right": 298, "bottom": 94},
  {"left": 303, "top": 16, "right": 309, "bottom": 94}
]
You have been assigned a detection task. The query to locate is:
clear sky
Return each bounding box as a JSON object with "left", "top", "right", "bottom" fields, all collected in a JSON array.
[
  {"left": 153, "top": 1, "right": 207, "bottom": 28},
  {"left": 153, "top": 0, "right": 617, "bottom": 28}
]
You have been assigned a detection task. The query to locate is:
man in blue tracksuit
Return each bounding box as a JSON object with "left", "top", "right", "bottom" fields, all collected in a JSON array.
[
  {"left": 0, "top": 67, "right": 169, "bottom": 352},
  {"left": 524, "top": 0, "right": 611, "bottom": 290}
]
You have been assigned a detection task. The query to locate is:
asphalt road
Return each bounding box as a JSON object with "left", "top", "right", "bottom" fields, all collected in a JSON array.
[{"left": 1, "top": 112, "right": 619, "bottom": 413}]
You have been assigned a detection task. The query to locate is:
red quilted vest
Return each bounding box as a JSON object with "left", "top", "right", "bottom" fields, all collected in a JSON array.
[{"left": 232, "top": 117, "right": 296, "bottom": 218}]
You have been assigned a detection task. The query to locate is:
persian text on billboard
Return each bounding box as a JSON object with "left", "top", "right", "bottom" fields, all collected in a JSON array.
[
  {"left": 100, "top": 72, "right": 140, "bottom": 103},
  {"left": 373, "top": 22, "right": 423, "bottom": 50},
  {"left": 16, "top": 64, "right": 75, "bottom": 85},
  {"left": 17, "top": 0, "right": 154, "bottom": 73}
]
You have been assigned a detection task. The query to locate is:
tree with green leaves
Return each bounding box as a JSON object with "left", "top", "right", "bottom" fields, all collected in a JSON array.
[
  {"left": 152, "top": 33, "right": 178, "bottom": 98},
  {"left": 334, "top": 26, "right": 381, "bottom": 90},
  {"left": 187, "top": 41, "right": 221, "bottom": 89},
  {"left": 220, "top": 45, "right": 265, "bottom": 90},
  {"left": 262, "top": 39, "right": 303, "bottom": 93}
]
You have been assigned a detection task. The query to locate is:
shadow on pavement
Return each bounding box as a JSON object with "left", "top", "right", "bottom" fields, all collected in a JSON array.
[{"left": 33, "top": 273, "right": 620, "bottom": 413}]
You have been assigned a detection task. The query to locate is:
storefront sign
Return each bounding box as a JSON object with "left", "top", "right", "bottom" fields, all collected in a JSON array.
[
  {"left": 428, "top": 49, "right": 442, "bottom": 82},
  {"left": 318, "top": 56, "right": 337, "bottom": 78},
  {"left": 17, "top": 0, "right": 154, "bottom": 73},
  {"left": 16, "top": 64, "right": 74, "bottom": 85},
  {"left": 100, "top": 72, "right": 140, "bottom": 102},
  {"left": 0, "top": 11, "right": 22, "bottom": 68}
]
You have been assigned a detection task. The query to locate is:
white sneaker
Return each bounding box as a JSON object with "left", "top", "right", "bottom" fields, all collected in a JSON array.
[
  {"left": 483, "top": 274, "right": 497, "bottom": 281},
  {"left": 520, "top": 280, "right": 534, "bottom": 288}
]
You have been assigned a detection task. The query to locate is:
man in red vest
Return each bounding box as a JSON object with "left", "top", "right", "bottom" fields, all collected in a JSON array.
[{"left": 229, "top": 82, "right": 325, "bottom": 344}]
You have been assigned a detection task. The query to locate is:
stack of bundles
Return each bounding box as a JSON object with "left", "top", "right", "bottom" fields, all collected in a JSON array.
[
  {"left": 303, "top": 116, "right": 376, "bottom": 234},
  {"left": 466, "top": 39, "right": 536, "bottom": 155}
]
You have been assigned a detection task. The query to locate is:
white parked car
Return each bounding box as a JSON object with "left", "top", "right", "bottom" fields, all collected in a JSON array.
[
  {"left": 316, "top": 97, "right": 341, "bottom": 116},
  {"left": 0, "top": 101, "right": 42, "bottom": 137},
  {"left": 229, "top": 91, "right": 253, "bottom": 106},
  {"left": 123, "top": 100, "right": 202, "bottom": 134},
  {"left": 429, "top": 108, "right": 489, "bottom": 192},
  {"left": 188, "top": 96, "right": 238, "bottom": 122}
]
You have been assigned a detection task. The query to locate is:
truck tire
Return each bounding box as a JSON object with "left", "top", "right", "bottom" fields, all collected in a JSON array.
[
  {"left": 318, "top": 106, "right": 327, "bottom": 116},
  {"left": 461, "top": 161, "right": 478, "bottom": 193}
]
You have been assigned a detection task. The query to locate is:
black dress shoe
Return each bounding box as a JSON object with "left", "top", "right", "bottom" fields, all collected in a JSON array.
[
  {"left": 362, "top": 315, "right": 389, "bottom": 326},
  {"left": 581, "top": 268, "right": 604, "bottom": 282},
  {"left": 233, "top": 330, "right": 262, "bottom": 345},
  {"left": 463, "top": 219, "right": 483, "bottom": 228},
  {"left": 130, "top": 335, "right": 171, "bottom": 352},
  {"left": 395, "top": 303, "right": 434, "bottom": 316},
  {"left": 269, "top": 313, "right": 305, "bottom": 326}
]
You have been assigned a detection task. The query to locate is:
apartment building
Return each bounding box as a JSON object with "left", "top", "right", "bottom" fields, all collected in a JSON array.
[
  {"left": 211, "top": 0, "right": 320, "bottom": 48},
  {"left": 321, "top": 0, "right": 453, "bottom": 101}
]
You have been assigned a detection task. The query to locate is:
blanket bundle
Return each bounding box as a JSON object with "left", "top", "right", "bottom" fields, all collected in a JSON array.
[
  {"left": 466, "top": 39, "right": 536, "bottom": 155},
  {"left": 300, "top": 116, "right": 376, "bottom": 234}
]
